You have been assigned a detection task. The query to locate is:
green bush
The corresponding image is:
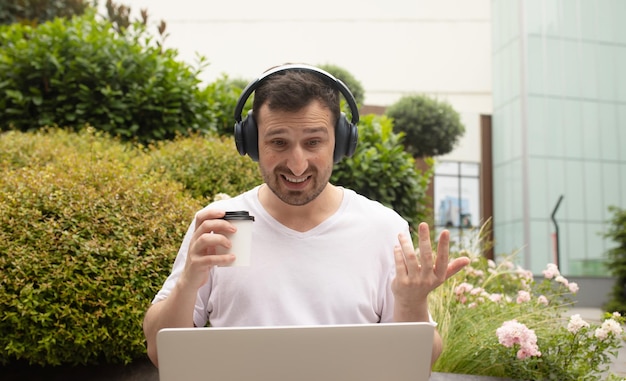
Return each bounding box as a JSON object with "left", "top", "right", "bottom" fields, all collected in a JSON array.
[
  {"left": 604, "top": 206, "right": 626, "bottom": 315},
  {"left": 147, "top": 133, "right": 263, "bottom": 202},
  {"left": 0, "top": 11, "right": 216, "bottom": 143},
  {"left": 205, "top": 75, "right": 249, "bottom": 136},
  {"left": 385, "top": 94, "right": 465, "bottom": 158},
  {"left": 0, "top": 0, "right": 92, "bottom": 26},
  {"left": 0, "top": 128, "right": 203, "bottom": 365},
  {"left": 432, "top": 226, "right": 624, "bottom": 380},
  {"left": 316, "top": 63, "right": 365, "bottom": 107},
  {"left": 331, "top": 114, "right": 432, "bottom": 231},
  {"left": 0, "top": 121, "right": 429, "bottom": 366}
]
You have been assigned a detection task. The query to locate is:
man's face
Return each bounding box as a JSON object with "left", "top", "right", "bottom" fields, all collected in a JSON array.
[{"left": 257, "top": 100, "right": 335, "bottom": 206}]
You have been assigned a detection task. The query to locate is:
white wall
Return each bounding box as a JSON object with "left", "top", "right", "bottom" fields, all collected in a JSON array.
[{"left": 98, "top": 0, "right": 492, "bottom": 117}]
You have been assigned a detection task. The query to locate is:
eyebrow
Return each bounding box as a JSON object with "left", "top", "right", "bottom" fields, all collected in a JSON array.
[{"left": 264, "top": 126, "right": 330, "bottom": 138}]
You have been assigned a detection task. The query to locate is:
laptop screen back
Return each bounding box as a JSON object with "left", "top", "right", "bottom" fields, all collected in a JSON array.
[{"left": 157, "top": 322, "right": 434, "bottom": 381}]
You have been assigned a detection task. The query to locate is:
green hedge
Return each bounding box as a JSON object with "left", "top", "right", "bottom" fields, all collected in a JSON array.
[
  {"left": 385, "top": 94, "right": 465, "bottom": 158},
  {"left": 0, "top": 123, "right": 431, "bottom": 366},
  {"left": 332, "top": 114, "right": 432, "bottom": 230},
  {"left": 0, "top": 11, "right": 215, "bottom": 143},
  {"left": 0, "top": 128, "right": 203, "bottom": 365},
  {"left": 147, "top": 133, "right": 263, "bottom": 202},
  {"left": 605, "top": 206, "right": 626, "bottom": 315}
]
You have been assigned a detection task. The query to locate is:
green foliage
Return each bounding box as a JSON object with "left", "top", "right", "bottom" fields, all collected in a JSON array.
[
  {"left": 331, "top": 114, "right": 432, "bottom": 231},
  {"left": 0, "top": 128, "right": 203, "bottom": 365},
  {"left": 0, "top": 120, "right": 431, "bottom": 366},
  {"left": 432, "top": 225, "right": 625, "bottom": 380},
  {"left": 316, "top": 63, "right": 365, "bottom": 107},
  {"left": 205, "top": 75, "right": 249, "bottom": 136},
  {"left": 385, "top": 94, "right": 465, "bottom": 158},
  {"left": 0, "top": 0, "right": 93, "bottom": 26},
  {"left": 0, "top": 12, "right": 216, "bottom": 143},
  {"left": 604, "top": 206, "right": 626, "bottom": 315},
  {"left": 147, "top": 133, "right": 263, "bottom": 203}
]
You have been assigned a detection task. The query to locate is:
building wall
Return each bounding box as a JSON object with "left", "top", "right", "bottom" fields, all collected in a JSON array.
[
  {"left": 98, "top": 0, "right": 492, "bottom": 113},
  {"left": 491, "top": 0, "right": 626, "bottom": 275}
]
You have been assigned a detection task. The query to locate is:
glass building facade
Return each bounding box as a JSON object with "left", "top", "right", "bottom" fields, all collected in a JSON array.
[{"left": 491, "top": 0, "right": 626, "bottom": 275}]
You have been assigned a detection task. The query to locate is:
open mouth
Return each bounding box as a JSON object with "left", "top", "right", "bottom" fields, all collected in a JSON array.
[{"left": 283, "top": 175, "right": 309, "bottom": 184}]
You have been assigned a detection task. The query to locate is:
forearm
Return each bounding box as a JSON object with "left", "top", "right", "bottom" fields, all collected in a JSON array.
[
  {"left": 431, "top": 329, "right": 443, "bottom": 366},
  {"left": 143, "top": 279, "right": 199, "bottom": 367},
  {"left": 393, "top": 298, "right": 430, "bottom": 323},
  {"left": 393, "top": 299, "right": 442, "bottom": 366}
]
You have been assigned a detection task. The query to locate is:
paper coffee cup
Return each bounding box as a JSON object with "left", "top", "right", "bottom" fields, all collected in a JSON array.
[{"left": 216, "top": 211, "right": 255, "bottom": 266}]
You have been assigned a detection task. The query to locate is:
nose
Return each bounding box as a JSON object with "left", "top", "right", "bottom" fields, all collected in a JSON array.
[{"left": 287, "top": 144, "right": 308, "bottom": 176}]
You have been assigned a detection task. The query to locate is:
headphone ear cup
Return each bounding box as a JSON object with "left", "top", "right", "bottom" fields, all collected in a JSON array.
[
  {"left": 333, "top": 113, "right": 359, "bottom": 164},
  {"left": 234, "top": 111, "right": 259, "bottom": 162},
  {"left": 345, "top": 122, "right": 358, "bottom": 159}
]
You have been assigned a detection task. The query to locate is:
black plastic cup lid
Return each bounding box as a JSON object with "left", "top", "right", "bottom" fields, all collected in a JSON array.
[{"left": 221, "top": 211, "right": 255, "bottom": 221}]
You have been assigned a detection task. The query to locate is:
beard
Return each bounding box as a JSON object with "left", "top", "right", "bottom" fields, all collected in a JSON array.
[{"left": 260, "top": 163, "right": 332, "bottom": 206}]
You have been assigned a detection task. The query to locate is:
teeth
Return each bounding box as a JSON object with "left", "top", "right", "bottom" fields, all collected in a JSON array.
[{"left": 285, "top": 176, "right": 307, "bottom": 183}]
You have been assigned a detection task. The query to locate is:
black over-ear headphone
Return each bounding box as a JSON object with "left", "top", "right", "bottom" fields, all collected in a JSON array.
[{"left": 233, "top": 64, "right": 360, "bottom": 164}]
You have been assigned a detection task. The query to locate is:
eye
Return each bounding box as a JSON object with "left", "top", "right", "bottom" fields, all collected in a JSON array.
[
  {"left": 307, "top": 139, "right": 321, "bottom": 147},
  {"left": 270, "top": 139, "right": 287, "bottom": 147}
]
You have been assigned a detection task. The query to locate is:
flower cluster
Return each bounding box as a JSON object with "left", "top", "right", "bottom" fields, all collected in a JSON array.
[
  {"left": 430, "top": 225, "right": 625, "bottom": 381},
  {"left": 496, "top": 319, "right": 541, "bottom": 360}
]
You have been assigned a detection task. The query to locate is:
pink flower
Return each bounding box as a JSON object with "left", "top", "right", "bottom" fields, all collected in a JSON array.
[
  {"left": 516, "top": 267, "right": 534, "bottom": 282},
  {"left": 568, "top": 282, "right": 579, "bottom": 293},
  {"left": 595, "top": 318, "right": 624, "bottom": 341},
  {"left": 516, "top": 290, "right": 531, "bottom": 304},
  {"left": 454, "top": 282, "right": 474, "bottom": 296},
  {"left": 470, "top": 287, "right": 484, "bottom": 296},
  {"left": 517, "top": 346, "right": 541, "bottom": 360},
  {"left": 555, "top": 275, "right": 569, "bottom": 286},
  {"left": 496, "top": 320, "right": 541, "bottom": 359},
  {"left": 489, "top": 293, "right": 503, "bottom": 303},
  {"left": 567, "top": 314, "right": 590, "bottom": 333},
  {"left": 542, "top": 263, "right": 560, "bottom": 279},
  {"left": 537, "top": 295, "right": 549, "bottom": 306}
]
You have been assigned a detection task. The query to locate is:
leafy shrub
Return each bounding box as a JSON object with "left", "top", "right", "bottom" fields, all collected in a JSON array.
[
  {"left": 0, "top": 128, "right": 203, "bottom": 365},
  {"left": 385, "top": 94, "right": 465, "bottom": 158},
  {"left": 316, "top": 63, "right": 365, "bottom": 106},
  {"left": 0, "top": 0, "right": 92, "bottom": 26},
  {"left": 431, "top": 224, "right": 624, "bottom": 380},
  {"left": 331, "top": 114, "right": 432, "bottom": 231},
  {"left": 147, "top": 133, "right": 263, "bottom": 202},
  {"left": 205, "top": 75, "right": 249, "bottom": 136},
  {"left": 604, "top": 206, "right": 626, "bottom": 315},
  {"left": 0, "top": 11, "right": 216, "bottom": 143}
]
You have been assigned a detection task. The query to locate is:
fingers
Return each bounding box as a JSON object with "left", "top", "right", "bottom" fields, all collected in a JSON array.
[
  {"left": 446, "top": 257, "right": 471, "bottom": 279},
  {"left": 394, "top": 233, "right": 419, "bottom": 277},
  {"left": 190, "top": 209, "right": 237, "bottom": 263},
  {"left": 397, "top": 223, "right": 457, "bottom": 281},
  {"left": 434, "top": 228, "right": 450, "bottom": 279},
  {"left": 417, "top": 222, "right": 434, "bottom": 271}
]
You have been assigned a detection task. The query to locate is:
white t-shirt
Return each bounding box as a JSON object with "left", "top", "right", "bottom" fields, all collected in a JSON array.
[{"left": 153, "top": 186, "right": 412, "bottom": 328}]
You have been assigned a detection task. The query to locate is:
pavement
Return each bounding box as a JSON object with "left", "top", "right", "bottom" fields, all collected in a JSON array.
[{"left": 566, "top": 307, "right": 626, "bottom": 378}]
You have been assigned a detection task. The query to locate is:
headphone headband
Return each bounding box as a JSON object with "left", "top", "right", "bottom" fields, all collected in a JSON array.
[{"left": 233, "top": 64, "right": 360, "bottom": 125}]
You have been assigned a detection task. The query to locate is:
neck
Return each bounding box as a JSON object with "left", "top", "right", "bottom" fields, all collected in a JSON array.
[{"left": 258, "top": 183, "right": 343, "bottom": 232}]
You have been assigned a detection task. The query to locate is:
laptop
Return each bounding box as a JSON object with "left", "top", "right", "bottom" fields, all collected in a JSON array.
[{"left": 156, "top": 322, "right": 434, "bottom": 381}]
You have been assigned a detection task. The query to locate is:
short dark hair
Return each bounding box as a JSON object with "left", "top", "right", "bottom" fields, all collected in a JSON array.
[{"left": 252, "top": 69, "right": 341, "bottom": 124}]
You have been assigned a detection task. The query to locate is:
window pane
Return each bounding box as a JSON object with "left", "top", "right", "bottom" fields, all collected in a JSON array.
[{"left": 435, "top": 162, "right": 459, "bottom": 176}]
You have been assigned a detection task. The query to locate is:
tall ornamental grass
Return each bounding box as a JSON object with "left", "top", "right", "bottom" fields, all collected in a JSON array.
[{"left": 431, "top": 223, "right": 625, "bottom": 380}]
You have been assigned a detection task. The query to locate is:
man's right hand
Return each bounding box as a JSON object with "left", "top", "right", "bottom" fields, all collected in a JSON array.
[{"left": 181, "top": 209, "right": 238, "bottom": 290}]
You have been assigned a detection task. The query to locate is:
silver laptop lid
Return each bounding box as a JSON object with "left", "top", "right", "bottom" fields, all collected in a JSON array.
[{"left": 157, "top": 322, "right": 434, "bottom": 381}]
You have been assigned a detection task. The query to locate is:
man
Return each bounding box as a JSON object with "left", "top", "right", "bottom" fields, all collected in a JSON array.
[{"left": 143, "top": 64, "right": 469, "bottom": 368}]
